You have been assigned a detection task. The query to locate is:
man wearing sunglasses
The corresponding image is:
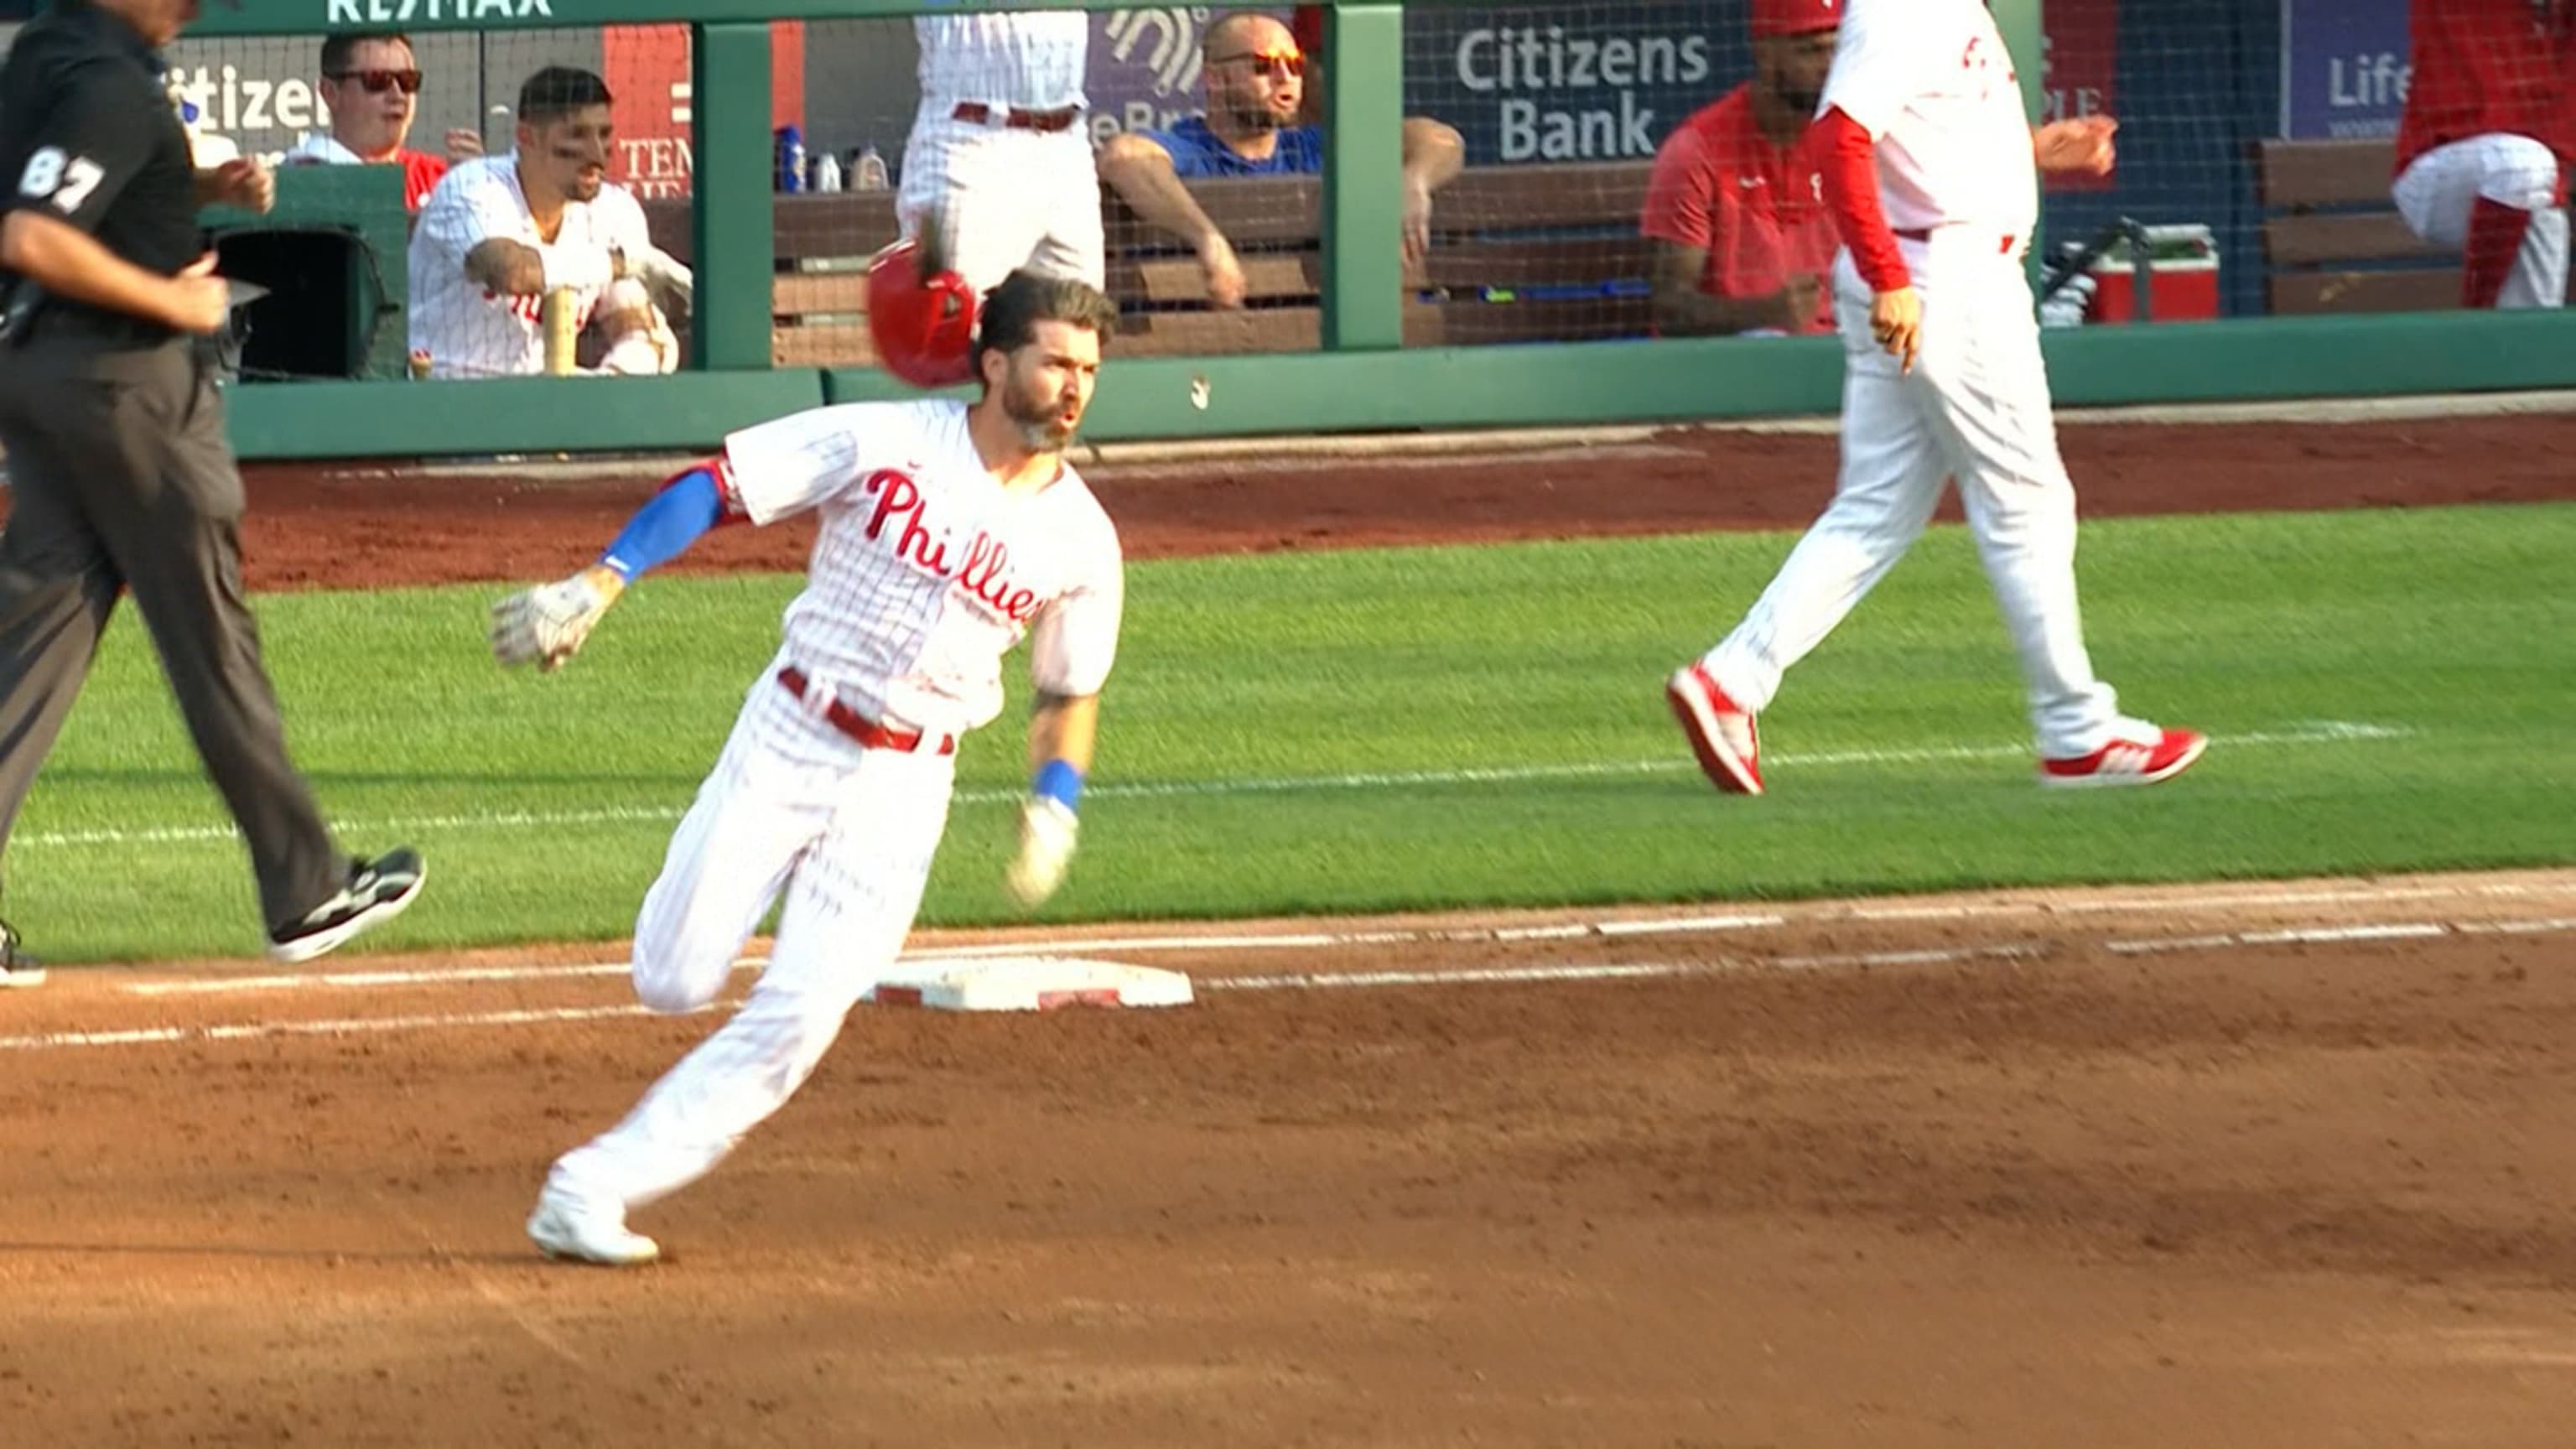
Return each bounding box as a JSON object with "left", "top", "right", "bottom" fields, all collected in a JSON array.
[
  {"left": 1097, "top": 11, "right": 1462, "bottom": 308},
  {"left": 282, "top": 31, "right": 480, "bottom": 214}
]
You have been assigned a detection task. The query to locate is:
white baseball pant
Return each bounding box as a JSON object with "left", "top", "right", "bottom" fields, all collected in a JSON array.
[
  {"left": 2393, "top": 133, "right": 2569, "bottom": 309},
  {"left": 546, "top": 674, "right": 955, "bottom": 1212},
  {"left": 1700, "top": 231, "right": 2152, "bottom": 761},
  {"left": 896, "top": 111, "right": 1108, "bottom": 296}
]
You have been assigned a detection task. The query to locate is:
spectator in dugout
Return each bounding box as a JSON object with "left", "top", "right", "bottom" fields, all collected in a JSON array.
[
  {"left": 1639, "top": 0, "right": 1841, "bottom": 336},
  {"left": 1095, "top": 10, "right": 1465, "bottom": 308},
  {"left": 281, "top": 31, "right": 484, "bottom": 213},
  {"left": 2393, "top": 0, "right": 2573, "bottom": 309}
]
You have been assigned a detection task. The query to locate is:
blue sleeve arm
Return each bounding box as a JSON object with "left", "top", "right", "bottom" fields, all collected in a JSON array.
[{"left": 598, "top": 463, "right": 728, "bottom": 581}]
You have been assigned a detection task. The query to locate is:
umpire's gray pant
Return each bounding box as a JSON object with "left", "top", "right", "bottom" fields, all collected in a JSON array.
[{"left": 0, "top": 335, "right": 344, "bottom": 931}]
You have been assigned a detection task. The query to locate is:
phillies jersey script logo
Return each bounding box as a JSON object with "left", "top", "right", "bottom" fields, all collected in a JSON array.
[
  {"left": 483, "top": 288, "right": 599, "bottom": 328},
  {"left": 860, "top": 468, "right": 1044, "bottom": 623}
]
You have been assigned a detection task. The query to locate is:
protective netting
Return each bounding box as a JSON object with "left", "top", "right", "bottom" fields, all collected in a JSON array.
[{"left": 49, "top": 0, "right": 2566, "bottom": 385}]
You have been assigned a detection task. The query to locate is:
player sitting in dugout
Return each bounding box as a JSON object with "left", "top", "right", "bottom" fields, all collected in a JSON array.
[
  {"left": 1640, "top": 0, "right": 1841, "bottom": 337},
  {"left": 1094, "top": 10, "right": 1465, "bottom": 308},
  {"left": 2392, "top": 0, "right": 2573, "bottom": 311},
  {"left": 405, "top": 66, "right": 691, "bottom": 378}
]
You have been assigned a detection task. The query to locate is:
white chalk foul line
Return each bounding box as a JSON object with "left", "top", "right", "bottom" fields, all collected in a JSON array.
[
  {"left": 120, "top": 917, "right": 1799, "bottom": 997},
  {"left": 30, "top": 915, "right": 2574, "bottom": 1055},
  {"left": 14, "top": 720, "right": 2409, "bottom": 851},
  {"left": 117, "top": 878, "right": 2576, "bottom": 1000}
]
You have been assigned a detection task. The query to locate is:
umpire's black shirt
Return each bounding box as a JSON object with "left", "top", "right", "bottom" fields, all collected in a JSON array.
[{"left": 0, "top": 0, "right": 199, "bottom": 346}]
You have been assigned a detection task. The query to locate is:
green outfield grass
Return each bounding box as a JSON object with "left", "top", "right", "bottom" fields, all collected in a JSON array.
[{"left": 9, "top": 502, "right": 2572, "bottom": 963}]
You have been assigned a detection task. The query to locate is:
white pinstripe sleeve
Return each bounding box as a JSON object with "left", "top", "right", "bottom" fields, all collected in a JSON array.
[
  {"left": 1027, "top": 509, "right": 1123, "bottom": 697},
  {"left": 417, "top": 162, "right": 526, "bottom": 267},
  {"left": 722, "top": 402, "right": 916, "bottom": 525}
]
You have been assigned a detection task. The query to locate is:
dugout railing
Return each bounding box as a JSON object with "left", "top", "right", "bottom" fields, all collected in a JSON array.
[{"left": 173, "top": 0, "right": 2576, "bottom": 463}]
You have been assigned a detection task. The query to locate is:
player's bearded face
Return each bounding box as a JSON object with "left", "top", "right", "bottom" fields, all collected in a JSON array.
[
  {"left": 1760, "top": 31, "right": 1839, "bottom": 117},
  {"left": 530, "top": 107, "right": 615, "bottom": 202},
  {"left": 997, "top": 323, "right": 1101, "bottom": 451}
]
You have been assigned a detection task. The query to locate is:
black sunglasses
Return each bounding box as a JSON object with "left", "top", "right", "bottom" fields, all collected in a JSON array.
[{"left": 327, "top": 69, "right": 423, "bottom": 96}]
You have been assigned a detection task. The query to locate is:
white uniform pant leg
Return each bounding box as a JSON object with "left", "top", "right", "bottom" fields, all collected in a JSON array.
[
  {"left": 1911, "top": 242, "right": 2142, "bottom": 757},
  {"left": 548, "top": 727, "right": 957, "bottom": 1213},
  {"left": 2392, "top": 134, "right": 2569, "bottom": 309},
  {"left": 1702, "top": 252, "right": 1950, "bottom": 714},
  {"left": 624, "top": 709, "right": 827, "bottom": 1016},
  {"left": 1026, "top": 126, "right": 1108, "bottom": 288},
  {"left": 897, "top": 113, "right": 1059, "bottom": 297}
]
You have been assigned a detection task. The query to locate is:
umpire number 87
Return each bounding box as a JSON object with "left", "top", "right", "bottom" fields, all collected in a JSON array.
[{"left": 18, "top": 146, "right": 106, "bottom": 214}]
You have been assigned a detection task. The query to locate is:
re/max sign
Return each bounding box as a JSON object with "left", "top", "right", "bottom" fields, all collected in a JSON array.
[{"left": 324, "top": 0, "right": 553, "bottom": 22}]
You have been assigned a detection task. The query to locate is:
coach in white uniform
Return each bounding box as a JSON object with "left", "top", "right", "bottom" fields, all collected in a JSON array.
[
  {"left": 407, "top": 65, "right": 685, "bottom": 378},
  {"left": 490, "top": 271, "right": 1127, "bottom": 1266},
  {"left": 896, "top": 10, "right": 1107, "bottom": 296},
  {"left": 1667, "top": 0, "right": 2205, "bottom": 794}
]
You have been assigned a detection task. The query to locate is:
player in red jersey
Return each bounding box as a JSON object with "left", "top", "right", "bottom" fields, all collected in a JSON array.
[
  {"left": 1639, "top": 0, "right": 1842, "bottom": 336},
  {"left": 2393, "top": 0, "right": 2573, "bottom": 309}
]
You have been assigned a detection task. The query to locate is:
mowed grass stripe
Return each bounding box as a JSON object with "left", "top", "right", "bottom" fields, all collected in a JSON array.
[{"left": 8, "top": 504, "right": 2570, "bottom": 963}]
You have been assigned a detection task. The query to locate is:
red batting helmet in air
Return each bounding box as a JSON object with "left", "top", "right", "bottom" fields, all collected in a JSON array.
[{"left": 865, "top": 238, "right": 978, "bottom": 388}]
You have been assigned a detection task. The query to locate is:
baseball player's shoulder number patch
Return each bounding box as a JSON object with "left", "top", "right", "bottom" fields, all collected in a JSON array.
[{"left": 18, "top": 146, "right": 106, "bottom": 214}]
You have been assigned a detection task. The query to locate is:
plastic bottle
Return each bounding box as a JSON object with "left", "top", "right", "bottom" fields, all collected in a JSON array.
[
  {"left": 852, "top": 143, "right": 890, "bottom": 192},
  {"left": 811, "top": 150, "right": 843, "bottom": 193},
  {"left": 775, "top": 125, "right": 805, "bottom": 194}
]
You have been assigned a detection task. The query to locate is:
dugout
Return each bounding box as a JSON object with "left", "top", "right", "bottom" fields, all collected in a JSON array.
[{"left": 200, "top": 165, "right": 412, "bottom": 383}]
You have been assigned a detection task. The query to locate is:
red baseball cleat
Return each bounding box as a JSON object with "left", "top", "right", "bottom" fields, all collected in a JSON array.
[
  {"left": 2038, "top": 727, "right": 2208, "bottom": 788},
  {"left": 1666, "top": 664, "right": 1763, "bottom": 795}
]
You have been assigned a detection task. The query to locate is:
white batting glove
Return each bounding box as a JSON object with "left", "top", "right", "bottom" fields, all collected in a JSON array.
[
  {"left": 490, "top": 571, "right": 615, "bottom": 672},
  {"left": 1003, "top": 797, "right": 1079, "bottom": 907}
]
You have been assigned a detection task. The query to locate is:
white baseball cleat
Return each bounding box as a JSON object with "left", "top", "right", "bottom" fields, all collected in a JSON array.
[{"left": 527, "top": 1185, "right": 661, "bottom": 1266}]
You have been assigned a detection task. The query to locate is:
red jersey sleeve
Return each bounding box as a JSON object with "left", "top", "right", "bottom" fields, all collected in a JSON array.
[
  {"left": 1816, "top": 106, "right": 1909, "bottom": 293},
  {"left": 1639, "top": 122, "right": 1717, "bottom": 250},
  {"left": 401, "top": 151, "right": 450, "bottom": 213}
]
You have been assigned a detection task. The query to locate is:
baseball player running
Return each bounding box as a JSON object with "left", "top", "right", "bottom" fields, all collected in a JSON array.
[
  {"left": 2392, "top": 0, "right": 2571, "bottom": 311},
  {"left": 491, "top": 271, "right": 1125, "bottom": 1265},
  {"left": 896, "top": 11, "right": 1106, "bottom": 298},
  {"left": 1667, "top": 0, "right": 2205, "bottom": 793}
]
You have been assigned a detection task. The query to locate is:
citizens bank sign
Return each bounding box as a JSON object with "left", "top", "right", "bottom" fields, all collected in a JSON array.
[{"left": 1408, "top": 7, "right": 1719, "bottom": 164}]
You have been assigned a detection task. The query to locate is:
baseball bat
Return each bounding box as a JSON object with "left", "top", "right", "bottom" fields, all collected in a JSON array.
[{"left": 542, "top": 287, "right": 579, "bottom": 377}]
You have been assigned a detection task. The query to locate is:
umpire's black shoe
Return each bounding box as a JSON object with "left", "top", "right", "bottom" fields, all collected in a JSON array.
[
  {"left": 267, "top": 848, "right": 428, "bottom": 964},
  {"left": 0, "top": 917, "right": 44, "bottom": 989}
]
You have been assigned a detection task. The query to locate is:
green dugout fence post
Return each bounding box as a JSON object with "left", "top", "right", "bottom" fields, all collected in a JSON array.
[
  {"left": 1992, "top": 0, "right": 2049, "bottom": 293},
  {"left": 1319, "top": 1, "right": 1408, "bottom": 352},
  {"left": 692, "top": 21, "right": 776, "bottom": 371}
]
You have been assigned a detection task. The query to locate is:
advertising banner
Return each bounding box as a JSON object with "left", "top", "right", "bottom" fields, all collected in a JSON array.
[{"left": 2279, "top": 0, "right": 2411, "bottom": 140}]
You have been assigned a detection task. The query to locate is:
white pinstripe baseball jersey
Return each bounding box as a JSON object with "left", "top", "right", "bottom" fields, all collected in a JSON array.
[
  {"left": 722, "top": 397, "right": 1124, "bottom": 738},
  {"left": 915, "top": 11, "right": 1089, "bottom": 111},
  {"left": 406, "top": 154, "right": 657, "bottom": 378}
]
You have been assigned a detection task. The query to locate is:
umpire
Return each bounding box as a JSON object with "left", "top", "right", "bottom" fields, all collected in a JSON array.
[{"left": 0, "top": 0, "right": 425, "bottom": 987}]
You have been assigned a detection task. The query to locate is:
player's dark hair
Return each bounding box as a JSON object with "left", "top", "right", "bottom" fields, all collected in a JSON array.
[
  {"left": 319, "top": 31, "right": 413, "bottom": 76},
  {"left": 974, "top": 273, "right": 1119, "bottom": 364},
  {"left": 517, "top": 66, "right": 615, "bottom": 126}
]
